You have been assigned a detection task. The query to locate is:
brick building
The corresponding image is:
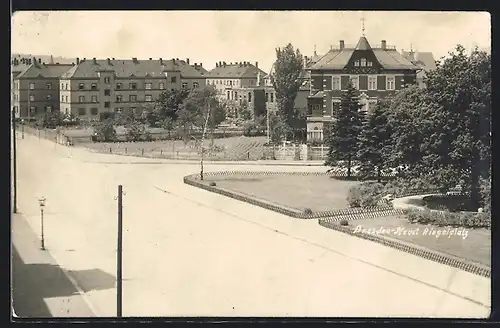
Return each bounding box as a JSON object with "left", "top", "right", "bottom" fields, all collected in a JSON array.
[
  {"left": 58, "top": 57, "right": 206, "bottom": 121},
  {"left": 306, "top": 36, "right": 421, "bottom": 142},
  {"left": 12, "top": 59, "right": 74, "bottom": 120}
]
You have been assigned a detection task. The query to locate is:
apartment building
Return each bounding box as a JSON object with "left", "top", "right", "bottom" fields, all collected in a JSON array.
[
  {"left": 12, "top": 59, "right": 74, "bottom": 120},
  {"left": 207, "top": 61, "right": 268, "bottom": 101},
  {"left": 59, "top": 57, "right": 206, "bottom": 120},
  {"left": 306, "top": 36, "right": 421, "bottom": 142}
]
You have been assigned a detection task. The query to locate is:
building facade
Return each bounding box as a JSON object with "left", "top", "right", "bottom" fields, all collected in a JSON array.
[
  {"left": 12, "top": 59, "right": 74, "bottom": 120},
  {"left": 401, "top": 49, "right": 437, "bottom": 88},
  {"left": 306, "top": 37, "right": 421, "bottom": 142},
  {"left": 58, "top": 57, "right": 206, "bottom": 121}
]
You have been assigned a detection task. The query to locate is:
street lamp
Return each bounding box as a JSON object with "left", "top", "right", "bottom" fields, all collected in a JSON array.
[
  {"left": 21, "top": 119, "right": 25, "bottom": 139},
  {"left": 38, "top": 196, "right": 46, "bottom": 250}
]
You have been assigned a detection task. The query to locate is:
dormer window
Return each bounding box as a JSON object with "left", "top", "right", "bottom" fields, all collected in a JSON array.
[
  {"left": 354, "top": 60, "right": 360, "bottom": 67},
  {"left": 367, "top": 61, "right": 373, "bottom": 67},
  {"left": 361, "top": 58, "right": 367, "bottom": 67}
]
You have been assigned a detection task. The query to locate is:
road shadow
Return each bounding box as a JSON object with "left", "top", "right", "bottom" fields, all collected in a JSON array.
[{"left": 12, "top": 245, "right": 115, "bottom": 318}]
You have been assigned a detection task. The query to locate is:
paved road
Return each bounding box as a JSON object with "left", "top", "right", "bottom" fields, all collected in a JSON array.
[{"left": 14, "top": 133, "right": 490, "bottom": 318}]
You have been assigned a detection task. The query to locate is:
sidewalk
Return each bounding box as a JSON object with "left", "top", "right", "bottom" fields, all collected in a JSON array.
[{"left": 12, "top": 213, "right": 96, "bottom": 318}]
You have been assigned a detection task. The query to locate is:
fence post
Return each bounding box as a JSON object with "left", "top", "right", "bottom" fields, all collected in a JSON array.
[
  {"left": 110, "top": 147, "right": 112, "bottom": 153},
  {"left": 160, "top": 149, "right": 163, "bottom": 156},
  {"left": 142, "top": 149, "right": 144, "bottom": 155},
  {"left": 125, "top": 148, "right": 127, "bottom": 154}
]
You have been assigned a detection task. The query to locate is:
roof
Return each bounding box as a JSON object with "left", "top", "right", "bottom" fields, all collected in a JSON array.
[
  {"left": 355, "top": 36, "right": 372, "bottom": 51},
  {"left": 193, "top": 65, "right": 208, "bottom": 74},
  {"left": 15, "top": 63, "right": 74, "bottom": 79},
  {"left": 310, "top": 36, "right": 419, "bottom": 70},
  {"left": 208, "top": 63, "right": 268, "bottom": 78},
  {"left": 60, "top": 59, "right": 206, "bottom": 79}
]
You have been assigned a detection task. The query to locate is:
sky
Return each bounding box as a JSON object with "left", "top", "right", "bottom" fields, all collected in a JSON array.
[{"left": 12, "top": 11, "right": 491, "bottom": 73}]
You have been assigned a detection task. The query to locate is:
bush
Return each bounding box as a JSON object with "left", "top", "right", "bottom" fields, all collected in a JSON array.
[
  {"left": 423, "top": 195, "right": 476, "bottom": 212},
  {"left": 93, "top": 120, "right": 117, "bottom": 142},
  {"left": 339, "top": 219, "right": 349, "bottom": 226},
  {"left": 405, "top": 208, "right": 491, "bottom": 229},
  {"left": 480, "top": 178, "right": 491, "bottom": 212},
  {"left": 382, "top": 178, "right": 439, "bottom": 197},
  {"left": 209, "top": 182, "right": 217, "bottom": 187},
  {"left": 347, "top": 182, "right": 385, "bottom": 208},
  {"left": 303, "top": 208, "right": 313, "bottom": 215}
]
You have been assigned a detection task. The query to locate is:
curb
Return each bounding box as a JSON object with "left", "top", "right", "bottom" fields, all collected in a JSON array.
[{"left": 318, "top": 220, "right": 491, "bottom": 278}]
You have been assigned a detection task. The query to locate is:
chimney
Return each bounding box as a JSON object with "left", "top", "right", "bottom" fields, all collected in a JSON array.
[
  {"left": 38, "top": 58, "right": 42, "bottom": 64},
  {"left": 83, "top": 58, "right": 86, "bottom": 62},
  {"left": 93, "top": 57, "right": 97, "bottom": 64},
  {"left": 107, "top": 58, "right": 112, "bottom": 65},
  {"left": 215, "top": 62, "right": 218, "bottom": 68},
  {"left": 255, "top": 61, "right": 258, "bottom": 68},
  {"left": 200, "top": 63, "right": 202, "bottom": 67},
  {"left": 186, "top": 58, "right": 190, "bottom": 65},
  {"left": 132, "top": 57, "right": 138, "bottom": 63},
  {"left": 149, "top": 58, "right": 152, "bottom": 60},
  {"left": 340, "top": 40, "right": 345, "bottom": 50},
  {"left": 381, "top": 40, "right": 387, "bottom": 50},
  {"left": 28, "top": 58, "right": 32, "bottom": 65},
  {"left": 223, "top": 61, "right": 227, "bottom": 67},
  {"left": 76, "top": 57, "right": 80, "bottom": 64},
  {"left": 159, "top": 58, "right": 163, "bottom": 64},
  {"left": 257, "top": 71, "right": 261, "bottom": 86},
  {"left": 112, "top": 58, "right": 115, "bottom": 60},
  {"left": 72, "top": 62, "right": 75, "bottom": 66}
]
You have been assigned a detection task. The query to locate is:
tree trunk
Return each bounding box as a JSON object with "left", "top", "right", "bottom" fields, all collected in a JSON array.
[
  {"left": 347, "top": 155, "right": 352, "bottom": 178},
  {"left": 376, "top": 165, "right": 382, "bottom": 183}
]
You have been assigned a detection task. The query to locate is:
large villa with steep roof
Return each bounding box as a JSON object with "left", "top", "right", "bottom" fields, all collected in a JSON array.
[{"left": 306, "top": 35, "right": 423, "bottom": 143}]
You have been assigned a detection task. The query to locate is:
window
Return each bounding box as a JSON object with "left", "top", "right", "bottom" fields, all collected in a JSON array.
[
  {"left": 46, "top": 94, "right": 52, "bottom": 100},
  {"left": 79, "top": 83, "right": 85, "bottom": 90},
  {"left": 61, "top": 83, "right": 64, "bottom": 90},
  {"left": 61, "top": 95, "right": 64, "bottom": 102},
  {"left": 131, "top": 107, "right": 137, "bottom": 114},
  {"left": 30, "top": 106, "right": 36, "bottom": 113},
  {"left": 367, "top": 61, "right": 373, "bottom": 67},
  {"left": 170, "top": 76, "right": 177, "bottom": 83},
  {"left": 116, "top": 95, "right": 122, "bottom": 103},
  {"left": 104, "top": 89, "right": 111, "bottom": 96},
  {"left": 116, "top": 83, "right": 122, "bottom": 90},
  {"left": 234, "top": 91, "right": 238, "bottom": 99},
  {"left": 29, "top": 95, "right": 35, "bottom": 102},
  {"left": 91, "top": 95, "right": 98, "bottom": 103},
  {"left": 46, "top": 106, "right": 52, "bottom": 112},
  {"left": 91, "top": 108, "right": 98, "bottom": 115},
  {"left": 159, "top": 82, "right": 165, "bottom": 90},
  {"left": 386, "top": 76, "right": 395, "bottom": 90},
  {"left": 332, "top": 100, "right": 341, "bottom": 116},
  {"left": 46, "top": 83, "right": 52, "bottom": 89},
  {"left": 354, "top": 60, "right": 360, "bottom": 67},
  {"left": 130, "top": 83, "right": 137, "bottom": 90},
  {"left": 91, "top": 83, "right": 97, "bottom": 90},
  {"left": 29, "top": 83, "right": 35, "bottom": 90},
  {"left": 65, "top": 83, "right": 68, "bottom": 90},
  {"left": 368, "top": 76, "right": 377, "bottom": 90},
  {"left": 181, "top": 82, "right": 188, "bottom": 89},
  {"left": 79, "top": 96, "right": 85, "bottom": 103},
  {"left": 248, "top": 92, "right": 252, "bottom": 102},
  {"left": 145, "top": 95, "right": 153, "bottom": 102},
  {"left": 145, "top": 82, "right": 152, "bottom": 90},
  {"left": 350, "top": 76, "right": 359, "bottom": 89},
  {"left": 104, "top": 77, "right": 110, "bottom": 84},
  {"left": 193, "top": 82, "right": 199, "bottom": 89},
  {"left": 265, "top": 93, "right": 269, "bottom": 102},
  {"left": 227, "top": 91, "right": 230, "bottom": 99},
  {"left": 65, "top": 96, "right": 69, "bottom": 102},
  {"left": 129, "top": 95, "right": 137, "bottom": 102},
  {"left": 332, "top": 76, "right": 341, "bottom": 90},
  {"left": 361, "top": 58, "right": 367, "bottom": 67},
  {"left": 65, "top": 109, "right": 69, "bottom": 115},
  {"left": 270, "top": 93, "right": 274, "bottom": 102},
  {"left": 104, "top": 101, "right": 110, "bottom": 108},
  {"left": 78, "top": 108, "right": 86, "bottom": 116},
  {"left": 116, "top": 108, "right": 123, "bottom": 114}
]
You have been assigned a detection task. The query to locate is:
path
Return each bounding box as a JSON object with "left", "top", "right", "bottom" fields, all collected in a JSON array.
[{"left": 13, "top": 133, "right": 490, "bottom": 317}]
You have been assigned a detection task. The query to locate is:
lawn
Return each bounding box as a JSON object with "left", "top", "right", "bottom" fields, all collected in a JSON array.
[
  {"left": 340, "top": 215, "right": 491, "bottom": 267},
  {"left": 79, "top": 136, "right": 267, "bottom": 160},
  {"left": 207, "top": 174, "right": 360, "bottom": 212}
]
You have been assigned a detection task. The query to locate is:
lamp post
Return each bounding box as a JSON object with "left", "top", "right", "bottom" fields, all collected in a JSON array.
[
  {"left": 200, "top": 100, "right": 211, "bottom": 181},
  {"left": 38, "top": 196, "right": 46, "bottom": 250},
  {"left": 21, "top": 119, "right": 25, "bottom": 139}
]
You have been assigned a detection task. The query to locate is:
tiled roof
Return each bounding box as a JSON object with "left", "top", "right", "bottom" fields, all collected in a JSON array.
[
  {"left": 355, "top": 36, "right": 372, "bottom": 51},
  {"left": 208, "top": 63, "right": 268, "bottom": 78},
  {"left": 310, "top": 36, "right": 419, "bottom": 70},
  {"left": 15, "top": 63, "right": 74, "bottom": 79},
  {"left": 61, "top": 59, "right": 205, "bottom": 79}
]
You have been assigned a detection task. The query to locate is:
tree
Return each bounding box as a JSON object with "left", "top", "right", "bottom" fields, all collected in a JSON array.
[
  {"left": 149, "top": 88, "right": 190, "bottom": 127},
  {"left": 271, "top": 43, "right": 304, "bottom": 129},
  {"left": 325, "top": 82, "right": 365, "bottom": 177},
  {"left": 36, "top": 111, "right": 63, "bottom": 129},
  {"left": 357, "top": 100, "right": 392, "bottom": 182},
  {"left": 125, "top": 120, "right": 149, "bottom": 142},
  {"left": 93, "top": 119, "right": 117, "bottom": 142},
  {"left": 162, "top": 116, "right": 176, "bottom": 139}
]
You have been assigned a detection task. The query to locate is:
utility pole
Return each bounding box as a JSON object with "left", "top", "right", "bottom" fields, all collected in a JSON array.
[
  {"left": 12, "top": 109, "right": 17, "bottom": 213},
  {"left": 117, "top": 185, "right": 123, "bottom": 318},
  {"left": 200, "top": 100, "right": 211, "bottom": 181}
]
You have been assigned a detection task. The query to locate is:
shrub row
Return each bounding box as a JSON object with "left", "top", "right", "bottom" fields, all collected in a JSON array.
[
  {"left": 405, "top": 208, "right": 491, "bottom": 229},
  {"left": 318, "top": 220, "right": 490, "bottom": 278},
  {"left": 191, "top": 170, "right": 394, "bottom": 179},
  {"left": 347, "top": 179, "right": 442, "bottom": 208}
]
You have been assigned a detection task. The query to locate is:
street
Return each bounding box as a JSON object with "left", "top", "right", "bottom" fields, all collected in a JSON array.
[{"left": 13, "top": 133, "right": 490, "bottom": 317}]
